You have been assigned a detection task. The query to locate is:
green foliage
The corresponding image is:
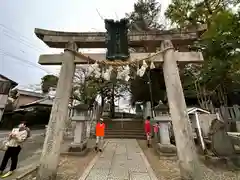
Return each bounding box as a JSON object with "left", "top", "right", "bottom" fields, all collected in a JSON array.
[
  {"left": 200, "top": 11, "right": 240, "bottom": 87},
  {"left": 126, "top": 0, "right": 163, "bottom": 32},
  {"left": 165, "top": 0, "right": 239, "bottom": 29},
  {"left": 125, "top": 0, "right": 166, "bottom": 105},
  {"left": 73, "top": 68, "right": 130, "bottom": 109},
  {"left": 130, "top": 69, "right": 166, "bottom": 106},
  {"left": 41, "top": 75, "right": 58, "bottom": 93},
  {"left": 166, "top": 0, "right": 240, "bottom": 106}
]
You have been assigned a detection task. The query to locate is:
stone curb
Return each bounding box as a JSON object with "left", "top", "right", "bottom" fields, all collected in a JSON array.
[
  {"left": 152, "top": 140, "right": 177, "bottom": 160},
  {"left": 13, "top": 165, "right": 39, "bottom": 180},
  {"left": 78, "top": 140, "right": 109, "bottom": 180},
  {"left": 60, "top": 148, "right": 90, "bottom": 157},
  {"left": 138, "top": 141, "right": 159, "bottom": 180}
]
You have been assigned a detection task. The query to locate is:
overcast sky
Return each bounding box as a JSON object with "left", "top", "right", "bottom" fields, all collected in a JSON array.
[{"left": 0, "top": 0, "right": 171, "bottom": 90}]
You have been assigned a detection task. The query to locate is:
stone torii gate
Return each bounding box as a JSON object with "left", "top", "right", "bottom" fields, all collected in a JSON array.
[{"left": 35, "top": 28, "right": 204, "bottom": 180}]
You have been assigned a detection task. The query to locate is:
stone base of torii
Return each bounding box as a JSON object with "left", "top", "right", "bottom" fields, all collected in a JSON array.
[{"left": 36, "top": 40, "right": 203, "bottom": 180}]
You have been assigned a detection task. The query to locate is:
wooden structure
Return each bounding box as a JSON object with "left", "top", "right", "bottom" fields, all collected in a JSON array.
[
  {"left": 35, "top": 28, "right": 206, "bottom": 180},
  {"left": 187, "top": 107, "right": 210, "bottom": 153},
  {"left": 0, "top": 74, "right": 18, "bottom": 122},
  {"left": 215, "top": 105, "right": 240, "bottom": 131}
]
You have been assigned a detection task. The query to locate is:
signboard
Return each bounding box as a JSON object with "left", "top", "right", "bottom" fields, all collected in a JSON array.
[{"left": 105, "top": 18, "right": 129, "bottom": 61}]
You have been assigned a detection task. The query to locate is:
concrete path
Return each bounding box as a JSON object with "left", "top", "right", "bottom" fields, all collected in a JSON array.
[{"left": 79, "top": 139, "right": 158, "bottom": 180}]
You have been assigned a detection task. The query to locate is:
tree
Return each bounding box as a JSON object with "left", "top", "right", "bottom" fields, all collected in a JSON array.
[
  {"left": 73, "top": 67, "right": 130, "bottom": 118},
  {"left": 165, "top": 0, "right": 240, "bottom": 108},
  {"left": 125, "top": 0, "right": 166, "bottom": 108},
  {"left": 41, "top": 74, "right": 59, "bottom": 94},
  {"left": 165, "top": 0, "right": 239, "bottom": 29},
  {"left": 126, "top": 0, "right": 163, "bottom": 32},
  {"left": 130, "top": 68, "right": 166, "bottom": 106}
]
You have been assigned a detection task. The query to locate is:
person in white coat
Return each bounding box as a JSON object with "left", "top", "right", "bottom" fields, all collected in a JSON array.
[{"left": 0, "top": 122, "right": 28, "bottom": 178}]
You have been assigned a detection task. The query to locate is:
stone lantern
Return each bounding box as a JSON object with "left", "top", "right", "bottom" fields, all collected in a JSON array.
[
  {"left": 69, "top": 104, "right": 89, "bottom": 152},
  {"left": 153, "top": 103, "right": 171, "bottom": 144},
  {"left": 153, "top": 103, "right": 176, "bottom": 153}
]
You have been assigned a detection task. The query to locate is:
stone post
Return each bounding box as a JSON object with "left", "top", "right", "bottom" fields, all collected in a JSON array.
[
  {"left": 144, "top": 101, "right": 151, "bottom": 119},
  {"left": 159, "top": 121, "right": 171, "bottom": 145},
  {"left": 36, "top": 42, "right": 77, "bottom": 180},
  {"left": 69, "top": 116, "right": 88, "bottom": 152},
  {"left": 233, "top": 105, "right": 240, "bottom": 132},
  {"left": 161, "top": 40, "right": 201, "bottom": 180}
]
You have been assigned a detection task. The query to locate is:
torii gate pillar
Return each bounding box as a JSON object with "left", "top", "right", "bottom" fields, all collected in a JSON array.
[
  {"left": 162, "top": 40, "right": 202, "bottom": 180},
  {"left": 36, "top": 42, "right": 78, "bottom": 180}
]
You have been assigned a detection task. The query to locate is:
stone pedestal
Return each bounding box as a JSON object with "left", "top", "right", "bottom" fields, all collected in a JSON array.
[
  {"left": 152, "top": 116, "right": 171, "bottom": 145},
  {"left": 159, "top": 121, "right": 171, "bottom": 145},
  {"left": 157, "top": 143, "right": 177, "bottom": 154},
  {"left": 144, "top": 101, "right": 151, "bottom": 119},
  {"left": 152, "top": 118, "right": 177, "bottom": 154},
  {"left": 236, "top": 122, "right": 240, "bottom": 132},
  {"left": 69, "top": 115, "right": 88, "bottom": 152}
]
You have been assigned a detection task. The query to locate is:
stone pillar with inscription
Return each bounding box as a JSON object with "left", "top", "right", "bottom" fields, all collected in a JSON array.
[
  {"left": 161, "top": 40, "right": 202, "bottom": 180},
  {"left": 36, "top": 42, "right": 78, "bottom": 180}
]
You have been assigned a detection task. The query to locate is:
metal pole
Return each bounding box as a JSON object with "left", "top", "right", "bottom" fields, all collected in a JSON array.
[{"left": 147, "top": 69, "right": 154, "bottom": 118}]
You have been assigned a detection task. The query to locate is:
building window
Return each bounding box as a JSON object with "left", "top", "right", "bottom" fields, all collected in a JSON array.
[{"left": 0, "top": 81, "right": 11, "bottom": 95}]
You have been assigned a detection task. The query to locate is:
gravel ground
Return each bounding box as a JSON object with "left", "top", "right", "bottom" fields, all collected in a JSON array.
[
  {"left": 20, "top": 139, "right": 98, "bottom": 180},
  {"left": 56, "top": 150, "right": 96, "bottom": 180},
  {"left": 138, "top": 140, "right": 240, "bottom": 180}
]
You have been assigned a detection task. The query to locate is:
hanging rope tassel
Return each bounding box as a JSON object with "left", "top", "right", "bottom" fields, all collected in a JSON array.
[{"left": 150, "top": 62, "right": 155, "bottom": 69}]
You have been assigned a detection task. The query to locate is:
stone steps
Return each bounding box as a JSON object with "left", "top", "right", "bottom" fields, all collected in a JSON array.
[
  {"left": 105, "top": 134, "right": 146, "bottom": 139},
  {"left": 104, "top": 119, "right": 145, "bottom": 139}
]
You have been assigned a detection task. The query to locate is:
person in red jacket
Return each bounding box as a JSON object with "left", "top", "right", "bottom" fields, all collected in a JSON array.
[
  {"left": 145, "top": 116, "right": 151, "bottom": 147},
  {"left": 95, "top": 118, "right": 105, "bottom": 152}
]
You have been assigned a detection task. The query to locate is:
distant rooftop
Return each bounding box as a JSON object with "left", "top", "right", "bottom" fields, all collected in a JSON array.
[
  {"left": 17, "top": 89, "right": 44, "bottom": 98},
  {"left": 19, "top": 96, "right": 53, "bottom": 108},
  {"left": 0, "top": 74, "right": 18, "bottom": 88}
]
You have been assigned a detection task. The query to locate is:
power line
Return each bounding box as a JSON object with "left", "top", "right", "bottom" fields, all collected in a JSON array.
[
  {"left": 0, "top": 49, "right": 57, "bottom": 75},
  {"left": 0, "top": 24, "right": 43, "bottom": 48},
  {"left": 0, "top": 24, "right": 52, "bottom": 53},
  {"left": 96, "top": 9, "right": 105, "bottom": 20},
  {"left": 2, "top": 31, "right": 44, "bottom": 53}
]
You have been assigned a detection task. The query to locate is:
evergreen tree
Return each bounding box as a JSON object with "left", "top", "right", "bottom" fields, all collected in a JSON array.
[{"left": 126, "top": 0, "right": 163, "bottom": 32}]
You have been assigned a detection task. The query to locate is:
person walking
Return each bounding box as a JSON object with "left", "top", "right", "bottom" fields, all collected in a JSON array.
[
  {"left": 153, "top": 122, "right": 160, "bottom": 142},
  {"left": 145, "top": 116, "right": 151, "bottom": 148},
  {"left": 0, "top": 122, "right": 29, "bottom": 178},
  {"left": 95, "top": 118, "right": 105, "bottom": 152}
]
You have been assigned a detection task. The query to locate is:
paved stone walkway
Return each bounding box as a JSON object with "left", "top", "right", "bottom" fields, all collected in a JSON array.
[{"left": 79, "top": 139, "right": 158, "bottom": 180}]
